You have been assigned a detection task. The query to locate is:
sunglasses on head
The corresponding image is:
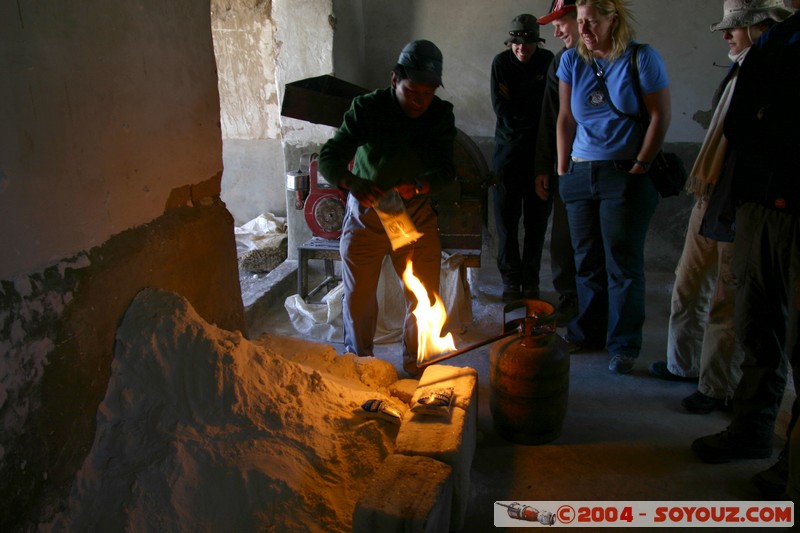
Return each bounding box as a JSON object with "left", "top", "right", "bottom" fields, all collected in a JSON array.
[{"left": 508, "top": 30, "right": 535, "bottom": 37}]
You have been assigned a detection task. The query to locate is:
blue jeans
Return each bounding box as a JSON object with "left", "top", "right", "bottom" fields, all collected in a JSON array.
[{"left": 559, "top": 160, "right": 658, "bottom": 357}]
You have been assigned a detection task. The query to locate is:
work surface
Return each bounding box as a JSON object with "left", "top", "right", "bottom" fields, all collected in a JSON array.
[{"left": 244, "top": 258, "right": 794, "bottom": 532}]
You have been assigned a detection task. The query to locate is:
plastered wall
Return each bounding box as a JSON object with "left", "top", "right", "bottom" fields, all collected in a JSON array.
[
  {"left": 349, "top": 0, "right": 725, "bottom": 142},
  {"left": 0, "top": 2, "right": 245, "bottom": 529},
  {"left": 1, "top": 2, "right": 226, "bottom": 281}
]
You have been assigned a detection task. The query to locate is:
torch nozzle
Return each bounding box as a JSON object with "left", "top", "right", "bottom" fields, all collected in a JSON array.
[{"left": 418, "top": 325, "right": 521, "bottom": 369}]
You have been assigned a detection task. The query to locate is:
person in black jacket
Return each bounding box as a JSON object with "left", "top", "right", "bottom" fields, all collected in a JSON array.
[
  {"left": 534, "top": 0, "right": 580, "bottom": 325},
  {"left": 490, "top": 14, "right": 554, "bottom": 302},
  {"left": 692, "top": 1, "right": 800, "bottom": 500}
]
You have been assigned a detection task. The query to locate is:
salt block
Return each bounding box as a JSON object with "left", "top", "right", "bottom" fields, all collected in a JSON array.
[
  {"left": 389, "top": 378, "right": 419, "bottom": 405},
  {"left": 352, "top": 454, "right": 453, "bottom": 533},
  {"left": 410, "top": 364, "right": 478, "bottom": 412},
  {"left": 396, "top": 364, "right": 478, "bottom": 531}
]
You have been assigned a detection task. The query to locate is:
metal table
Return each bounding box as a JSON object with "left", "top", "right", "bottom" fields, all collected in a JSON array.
[{"left": 297, "top": 237, "right": 341, "bottom": 300}]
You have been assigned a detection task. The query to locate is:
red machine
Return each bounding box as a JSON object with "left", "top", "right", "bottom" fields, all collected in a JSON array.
[{"left": 287, "top": 153, "right": 347, "bottom": 240}]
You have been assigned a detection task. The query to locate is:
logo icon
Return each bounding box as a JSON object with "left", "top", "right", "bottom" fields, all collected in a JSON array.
[{"left": 496, "top": 502, "right": 556, "bottom": 525}]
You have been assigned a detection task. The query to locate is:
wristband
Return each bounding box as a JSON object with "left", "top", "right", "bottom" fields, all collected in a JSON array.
[{"left": 634, "top": 159, "right": 651, "bottom": 171}]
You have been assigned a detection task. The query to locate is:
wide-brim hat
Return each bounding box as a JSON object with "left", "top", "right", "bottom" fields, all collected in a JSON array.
[
  {"left": 538, "top": 0, "right": 578, "bottom": 25},
  {"left": 710, "top": 0, "right": 795, "bottom": 31},
  {"left": 397, "top": 39, "right": 443, "bottom": 87},
  {"left": 504, "top": 14, "right": 546, "bottom": 45}
]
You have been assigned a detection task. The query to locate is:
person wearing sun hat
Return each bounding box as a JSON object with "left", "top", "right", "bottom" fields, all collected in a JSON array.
[
  {"left": 650, "top": 0, "right": 789, "bottom": 422},
  {"left": 490, "top": 14, "right": 554, "bottom": 303},
  {"left": 318, "top": 39, "right": 456, "bottom": 378},
  {"left": 691, "top": 0, "right": 800, "bottom": 500},
  {"left": 533, "top": 0, "right": 580, "bottom": 327},
  {"left": 709, "top": 0, "right": 794, "bottom": 31}
]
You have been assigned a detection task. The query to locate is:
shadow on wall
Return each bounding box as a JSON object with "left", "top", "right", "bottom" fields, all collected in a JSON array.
[{"left": 0, "top": 201, "right": 245, "bottom": 531}]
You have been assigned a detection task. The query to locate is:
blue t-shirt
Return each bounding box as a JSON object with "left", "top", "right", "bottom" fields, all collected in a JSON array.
[{"left": 557, "top": 42, "right": 669, "bottom": 160}]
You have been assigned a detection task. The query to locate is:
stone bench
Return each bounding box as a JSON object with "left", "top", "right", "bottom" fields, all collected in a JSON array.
[{"left": 353, "top": 364, "right": 478, "bottom": 531}]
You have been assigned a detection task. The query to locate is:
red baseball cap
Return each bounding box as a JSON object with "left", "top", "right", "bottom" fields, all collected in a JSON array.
[{"left": 538, "top": 0, "right": 577, "bottom": 25}]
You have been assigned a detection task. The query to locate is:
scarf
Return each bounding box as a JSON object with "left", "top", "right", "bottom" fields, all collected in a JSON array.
[{"left": 686, "top": 47, "right": 750, "bottom": 198}]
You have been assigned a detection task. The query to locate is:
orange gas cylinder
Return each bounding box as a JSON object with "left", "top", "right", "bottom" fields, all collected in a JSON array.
[{"left": 490, "top": 299, "right": 570, "bottom": 445}]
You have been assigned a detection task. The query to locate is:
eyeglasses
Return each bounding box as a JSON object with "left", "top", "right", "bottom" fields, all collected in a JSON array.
[{"left": 508, "top": 30, "right": 536, "bottom": 37}]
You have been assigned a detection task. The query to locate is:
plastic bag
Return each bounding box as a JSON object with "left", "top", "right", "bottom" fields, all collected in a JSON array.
[
  {"left": 411, "top": 387, "right": 454, "bottom": 417},
  {"left": 360, "top": 398, "right": 406, "bottom": 425}
]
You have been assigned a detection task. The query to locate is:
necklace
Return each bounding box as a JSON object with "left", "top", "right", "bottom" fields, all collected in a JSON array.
[
  {"left": 593, "top": 57, "right": 605, "bottom": 79},
  {"left": 589, "top": 57, "right": 607, "bottom": 107}
]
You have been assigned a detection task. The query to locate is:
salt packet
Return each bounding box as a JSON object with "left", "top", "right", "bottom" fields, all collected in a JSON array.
[
  {"left": 410, "top": 387, "right": 454, "bottom": 417},
  {"left": 360, "top": 398, "right": 406, "bottom": 425}
]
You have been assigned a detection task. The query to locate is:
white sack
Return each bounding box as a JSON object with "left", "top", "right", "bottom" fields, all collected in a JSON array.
[
  {"left": 284, "top": 282, "right": 345, "bottom": 343},
  {"left": 234, "top": 213, "right": 287, "bottom": 254}
]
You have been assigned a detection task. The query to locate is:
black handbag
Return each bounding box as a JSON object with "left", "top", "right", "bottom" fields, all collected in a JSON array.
[
  {"left": 590, "top": 44, "right": 688, "bottom": 198},
  {"left": 647, "top": 151, "right": 688, "bottom": 198}
]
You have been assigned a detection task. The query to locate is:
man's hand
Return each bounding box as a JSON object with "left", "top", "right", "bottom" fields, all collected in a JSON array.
[
  {"left": 394, "top": 180, "right": 430, "bottom": 200},
  {"left": 535, "top": 174, "right": 551, "bottom": 201}
]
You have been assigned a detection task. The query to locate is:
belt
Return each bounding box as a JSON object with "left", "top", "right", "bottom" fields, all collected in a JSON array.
[{"left": 571, "top": 157, "right": 635, "bottom": 166}]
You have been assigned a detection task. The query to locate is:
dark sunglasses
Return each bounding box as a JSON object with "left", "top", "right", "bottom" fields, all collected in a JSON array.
[{"left": 508, "top": 30, "right": 536, "bottom": 37}]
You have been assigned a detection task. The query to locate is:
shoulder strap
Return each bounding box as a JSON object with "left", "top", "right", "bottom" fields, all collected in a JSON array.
[
  {"left": 589, "top": 60, "right": 626, "bottom": 119},
  {"left": 590, "top": 44, "right": 648, "bottom": 124},
  {"left": 628, "top": 43, "right": 650, "bottom": 124}
]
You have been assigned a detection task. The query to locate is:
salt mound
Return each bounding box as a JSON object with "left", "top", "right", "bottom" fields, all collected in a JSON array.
[{"left": 47, "top": 288, "right": 399, "bottom": 532}]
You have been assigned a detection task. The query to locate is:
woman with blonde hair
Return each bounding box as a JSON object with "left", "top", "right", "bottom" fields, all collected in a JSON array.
[{"left": 556, "top": 0, "right": 671, "bottom": 374}]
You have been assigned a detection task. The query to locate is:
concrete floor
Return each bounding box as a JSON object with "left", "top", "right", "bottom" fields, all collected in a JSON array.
[{"left": 242, "top": 252, "right": 794, "bottom": 532}]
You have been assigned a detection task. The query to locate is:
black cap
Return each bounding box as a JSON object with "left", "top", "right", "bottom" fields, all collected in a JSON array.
[
  {"left": 505, "top": 14, "right": 546, "bottom": 45},
  {"left": 397, "top": 40, "right": 443, "bottom": 87}
]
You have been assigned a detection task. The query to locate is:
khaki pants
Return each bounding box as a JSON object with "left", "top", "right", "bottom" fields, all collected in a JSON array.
[{"left": 666, "top": 199, "right": 742, "bottom": 399}]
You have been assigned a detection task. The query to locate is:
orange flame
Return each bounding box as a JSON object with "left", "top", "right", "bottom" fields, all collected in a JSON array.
[{"left": 402, "top": 260, "right": 456, "bottom": 367}]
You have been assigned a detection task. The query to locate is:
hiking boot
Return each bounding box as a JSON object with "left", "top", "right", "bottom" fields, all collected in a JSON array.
[
  {"left": 692, "top": 428, "right": 773, "bottom": 464},
  {"left": 681, "top": 391, "right": 724, "bottom": 414},
  {"left": 752, "top": 450, "right": 789, "bottom": 498},
  {"left": 649, "top": 361, "right": 698, "bottom": 382},
  {"left": 608, "top": 354, "right": 635, "bottom": 374},
  {"left": 554, "top": 293, "right": 578, "bottom": 326}
]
